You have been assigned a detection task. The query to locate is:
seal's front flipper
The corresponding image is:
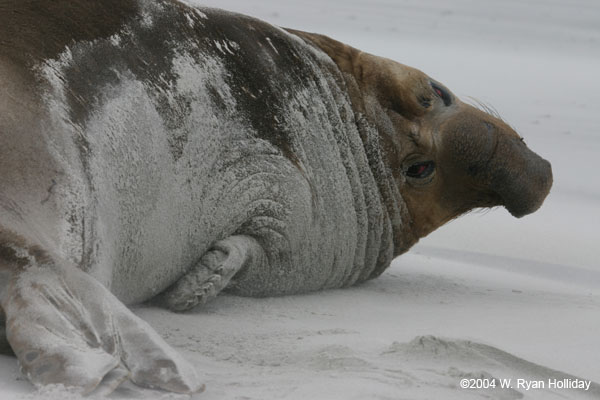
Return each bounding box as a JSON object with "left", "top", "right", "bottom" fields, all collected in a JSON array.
[
  {"left": 163, "top": 235, "right": 265, "bottom": 311},
  {"left": 1, "top": 261, "right": 203, "bottom": 395}
]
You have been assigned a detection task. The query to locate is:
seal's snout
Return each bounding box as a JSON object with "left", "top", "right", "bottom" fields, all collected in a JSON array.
[
  {"left": 484, "top": 131, "right": 553, "bottom": 218},
  {"left": 501, "top": 153, "right": 553, "bottom": 218},
  {"left": 439, "top": 105, "right": 553, "bottom": 220}
]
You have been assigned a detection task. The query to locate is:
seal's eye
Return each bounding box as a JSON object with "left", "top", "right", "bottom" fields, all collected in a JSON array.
[
  {"left": 406, "top": 161, "right": 435, "bottom": 179},
  {"left": 431, "top": 82, "right": 452, "bottom": 106}
]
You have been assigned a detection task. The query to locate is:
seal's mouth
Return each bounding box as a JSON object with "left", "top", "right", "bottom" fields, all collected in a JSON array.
[
  {"left": 494, "top": 151, "right": 553, "bottom": 218},
  {"left": 439, "top": 103, "right": 553, "bottom": 220}
]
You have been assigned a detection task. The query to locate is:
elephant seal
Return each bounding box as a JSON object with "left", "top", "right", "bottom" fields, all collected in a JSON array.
[{"left": 0, "top": 0, "right": 552, "bottom": 395}]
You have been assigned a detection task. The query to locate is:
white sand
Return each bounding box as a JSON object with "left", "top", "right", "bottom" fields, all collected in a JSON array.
[{"left": 1, "top": 0, "right": 599, "bottom": 399}]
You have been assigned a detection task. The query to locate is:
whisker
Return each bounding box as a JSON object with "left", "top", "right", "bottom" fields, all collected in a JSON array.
[
  {"left": 465, "top": 97, "right": 503, "bottom": 119},
  {"left": 465, "top": 96, "right": 518, "bottom": 132}
]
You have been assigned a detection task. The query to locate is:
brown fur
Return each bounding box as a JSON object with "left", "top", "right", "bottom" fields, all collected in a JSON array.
[
  {"left": 291, "top": 31, "right": 552, "bottom": 238},
  {"left": 0, "top": 0, "right": 138, "bottom": 70},
  {"left": 289, "top": 30, "right": 432, "bottom": 120}
]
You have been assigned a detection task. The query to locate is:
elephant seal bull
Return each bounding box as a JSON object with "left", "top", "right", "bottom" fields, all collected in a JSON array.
[{"left": 0, "top": 0, "right": 552, "bottom": 395}]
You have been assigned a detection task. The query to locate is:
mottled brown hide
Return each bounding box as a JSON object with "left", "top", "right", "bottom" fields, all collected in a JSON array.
[
  {"left": 0, "top": 0, "right": 138, "bottom": 70},
  {"left": 294, "top": 32, "right": 552, "bottom": 241}
]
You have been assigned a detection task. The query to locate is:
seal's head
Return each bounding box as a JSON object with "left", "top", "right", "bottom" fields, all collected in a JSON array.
[{"left": 292, "top": 31, "right": 553, "bottom": 247}]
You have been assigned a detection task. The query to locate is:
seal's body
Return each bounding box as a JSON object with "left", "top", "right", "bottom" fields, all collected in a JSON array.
[
  {"left": 0, "top": 0, "right": 552, "bottom": 394},
  {"left": 1, "top": 3, "right": 394, "bottom": 305}
]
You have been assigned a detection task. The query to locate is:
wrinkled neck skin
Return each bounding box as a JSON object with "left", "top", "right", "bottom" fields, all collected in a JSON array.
[
  {"left": 290, "top": 30, "right": 423, "bottom": 264},
  {"left": 337, "top": 67, "right": 420, "bottom": 261},
  {"left": 357, "top": 106, "right": 420, "bottom": 258}
]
